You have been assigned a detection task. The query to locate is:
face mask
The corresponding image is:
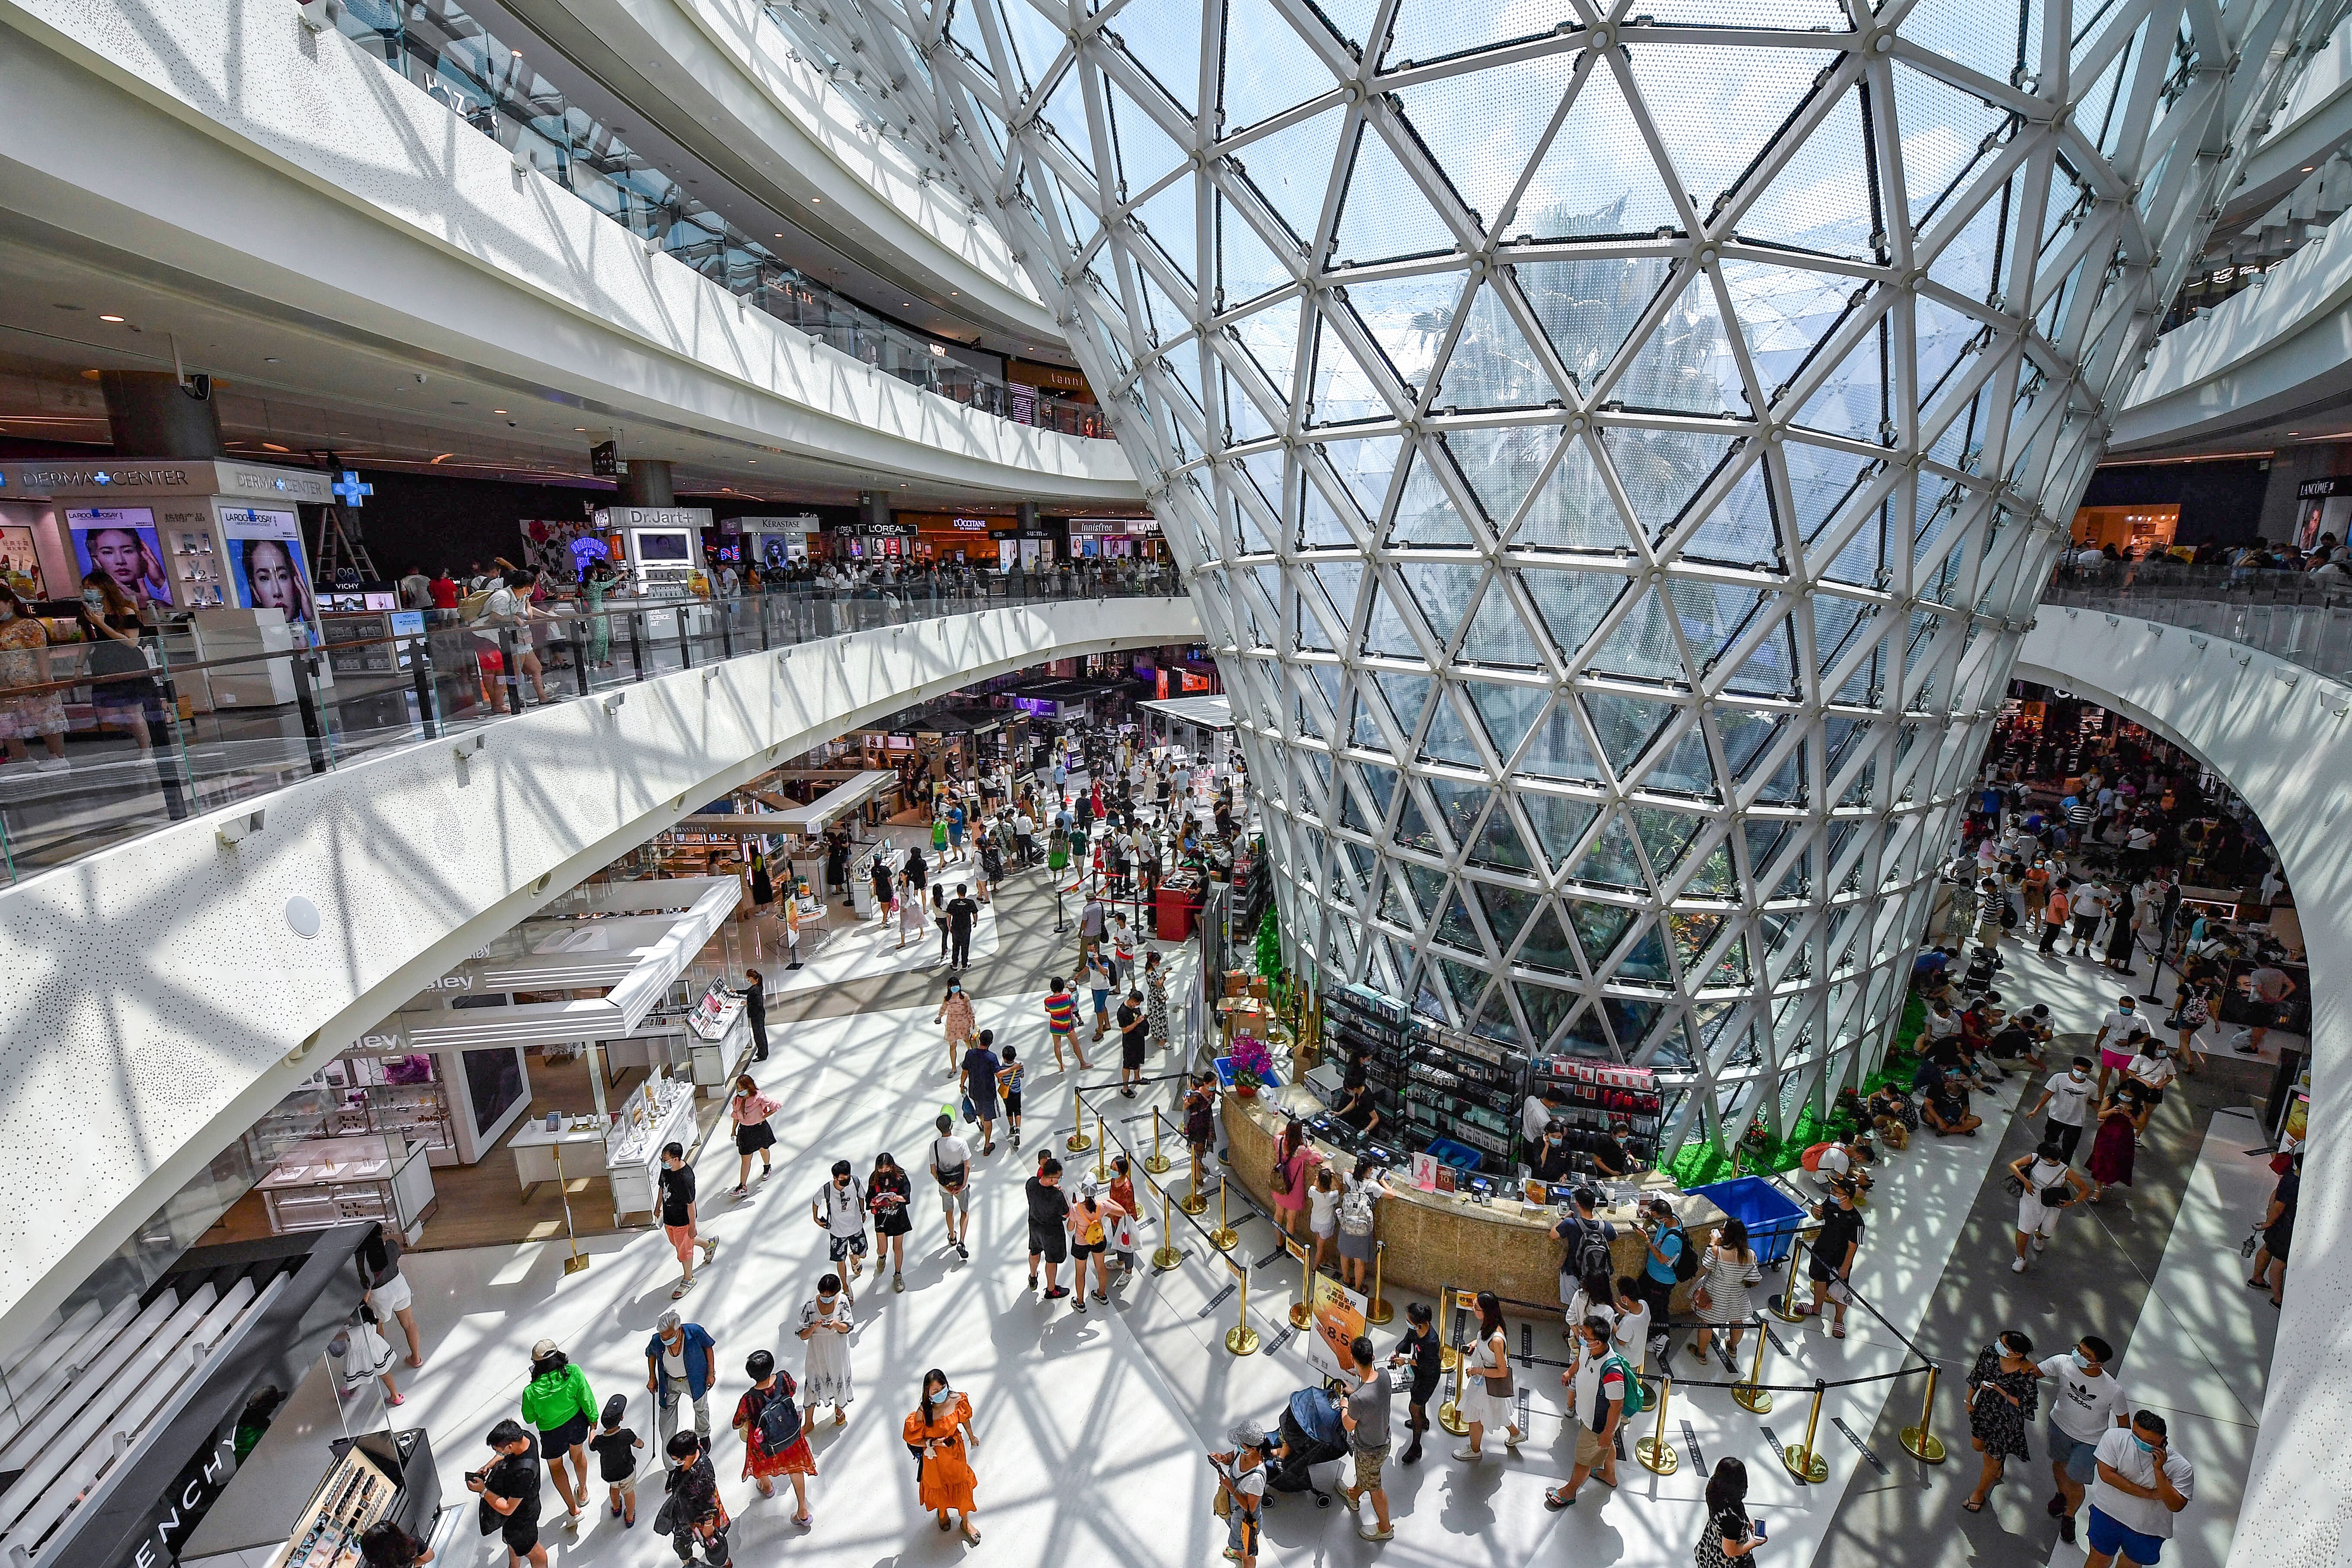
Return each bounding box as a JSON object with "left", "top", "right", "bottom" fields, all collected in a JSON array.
[
  {"left": 2132, "top": 1434, "right": 2156, "bottom": 1453},
  {"left": 80, "top": 591, "right": 106, "bottom": 610},
  {"left": 2070, "top": 1069, "right": 2086, "bottom": 1079},
  {"left": 818, "top": 1293, "right": 837, "bottom": 1308},
  {"left": 2073, "top": 1351, "right": 2094, "bottom": 1372},
  {"left": 930, "top": 1387, "right": 954, "bottom": 1407}
]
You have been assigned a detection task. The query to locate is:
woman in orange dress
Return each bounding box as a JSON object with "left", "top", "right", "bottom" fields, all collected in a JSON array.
[{"left": 902, "top": 1369, "right": 979, "bottom": 1542}]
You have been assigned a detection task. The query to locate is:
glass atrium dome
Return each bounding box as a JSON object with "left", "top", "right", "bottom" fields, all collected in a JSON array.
[{"left": 771, "top": 0, "right": 2327, "bottom": 1150}]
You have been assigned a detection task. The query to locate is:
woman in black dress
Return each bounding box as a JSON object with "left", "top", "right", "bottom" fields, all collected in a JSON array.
[
  {"left": 1962, "top": 1329, "right": 2039, "bottom": 1511},
  {"left": 2103, "top": 883, "right": 2138, "bottom": 973},
  {"left": 867, "top": 1151, "right": 914, "bottom": 1292}
]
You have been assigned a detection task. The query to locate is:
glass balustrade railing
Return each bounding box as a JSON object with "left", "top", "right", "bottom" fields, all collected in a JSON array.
[
  {"left": 327, "top": 0, "right": 1110, "bottom": 439},
  {"left": 0, "top": 575, "right": 1187, "bottom": 887},
  {"left": 2041, "top": 559, "right": 2352, "bottom": 683}
]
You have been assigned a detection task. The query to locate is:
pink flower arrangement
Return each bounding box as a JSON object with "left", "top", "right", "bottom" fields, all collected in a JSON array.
[{"left": 1228, "top": 1033, "right": 1272, "bottom": 1086}]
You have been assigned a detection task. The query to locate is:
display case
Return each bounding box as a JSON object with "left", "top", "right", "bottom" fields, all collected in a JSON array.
[
  {"left": 166, "top": 524, "right": 230, "bottom": 609},
  {"left": 243, "top": 1084, "right": 334, "bottom": 1168},
  {"left": 605, "top": 1072, "right": 698, "bottom": 1223},
  {"left": 180, "top": 1427, "right": 440, "bottom": 1568},
  {"left": 256, "top": 1134, "right": 438, "bottom": 1242},
  {"left": 325, "top": 1054, "right": 458, "bottom": 1163}
]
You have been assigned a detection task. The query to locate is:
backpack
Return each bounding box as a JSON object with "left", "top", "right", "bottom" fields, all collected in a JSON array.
[
  {"left": 1562, "top": 1217, "right": 1613, "bottom": 1283},
  {"left": 1588, "top": 1351, "right": 1640, "bottom": 1427},
  {"left": 754, "top": 1381, "right": 802, "bottom": 1452},
  {"left": 1665, "top": 1227, "right": 1701, "bottom": 1282},
  {"left": 1270, "top": 1148, "right": 1295, "bottom": 1196}
]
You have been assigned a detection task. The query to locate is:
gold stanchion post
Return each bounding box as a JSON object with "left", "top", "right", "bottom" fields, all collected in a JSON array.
[
  {"left": 1774, "top": 1228, "right": 1814, "bottom": 1323},
  {"left": 1181, "top": 1144, "right": 1208, "bottom": 1214},
  {"left": 1151, "top": 1181, "right": 1184, "bottom": 1270},
  {"left": 1782, "top": 1379, "right": 1828, "bottom": 1483},
  {"left": 1899, "top": 1363, "right": 1948, "bottom": 1463},
  {"left": 1208, "top": 1173, "right": 1237, "bottom": 1251},
  {"left": 1634, "top": 1374, "right": 1678, "bottom": 1474},
  {"left": 551, "top": 1143, "right": 590, "bottom": 1277},
  {"left": 1145, "top": 1108, "right": 1171, "bottom": 1174},
  {"left": 1288, "top": 1238, "right": 1313, "bottom": 1328},
  {"left": 1224, "top": 1262, "right": 1259, "bottom": 1356},
  {"left": 1066, "top": 1094, "right": 1093, "bottom": 1154},
  {"left": 1436, "top": 1292, "right": 1469, "bottom": 1435},
  {"left": 1440, "top": 1286, "right": 1461, "bottom": 1371},
  {"left": 1366, "top": 1242, "right": 1392, "bottom": 1325},
  {"left": 1094, "top": 1104, "right": 1110, "bottom": 1182},
  {"left": 1732, "top": 1317, "right": 1774, "bottom": 1414}
]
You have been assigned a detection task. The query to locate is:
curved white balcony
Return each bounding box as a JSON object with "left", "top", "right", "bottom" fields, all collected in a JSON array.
[{"left": 0, "top": 594, "right": 1199, "bottom": 1350}]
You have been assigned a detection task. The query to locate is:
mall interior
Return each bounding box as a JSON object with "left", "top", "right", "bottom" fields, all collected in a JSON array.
[{"left": 3, "top": 1, "right": 2351, "bottom": 1566}]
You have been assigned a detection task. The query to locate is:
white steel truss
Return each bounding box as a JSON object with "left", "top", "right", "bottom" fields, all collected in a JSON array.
[{"left": 771, "top": 0, "right": 2341, "bottom": 1151}]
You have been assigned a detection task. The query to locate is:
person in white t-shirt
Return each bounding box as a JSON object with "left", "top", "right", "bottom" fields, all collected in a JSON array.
[
  {"left": 2027, "top": 1056, "right": 2099, "bottom": 1165},
  {"left": 2125, "top": 1045, "right": 2178, "bottom": 1108},
  {"left": 2040, "top": 1335, "right": 2128, "bottom": 1546},
  {"left": 2086, "top": 1412, "right": 2191, "bottom": 1568},
  {"left": 1610, "top": 1279, "right": 1653, "bottom": 1375},
  {"left": 2093, "top": 997, "right": 2152, "bottom": 1101}
]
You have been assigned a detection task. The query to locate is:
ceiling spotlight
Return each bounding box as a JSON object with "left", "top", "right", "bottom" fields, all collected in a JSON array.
[
  {"left": 99, "top": 314, "right": 125, "bottom": 323},
  {"left": 494, "top": 408, "right": 508, "bottom": 414},
  {"left": 810, "top": 196, "right": 821, "bottom": 203},
  {"left": 264, "top": 356, "right": 281, "bottom": 363}
]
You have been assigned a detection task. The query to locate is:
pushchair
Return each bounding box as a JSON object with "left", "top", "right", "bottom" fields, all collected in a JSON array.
[{"left": 1263, "top": 1383, "right": 1350, "bottom": 1505}]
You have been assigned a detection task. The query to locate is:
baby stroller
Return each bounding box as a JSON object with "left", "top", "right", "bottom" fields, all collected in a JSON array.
[{"left": 1264, "top": 1384, "right": 1350, "bottom": 1505}]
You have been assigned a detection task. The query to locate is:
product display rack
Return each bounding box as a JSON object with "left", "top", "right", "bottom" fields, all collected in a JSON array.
[
  {"left": 1536, "top": 1058, "right": 1666, "bottom": 1175},
  {"left": 1323, "top": 984, "right": 1531, "bottom": 1172}
]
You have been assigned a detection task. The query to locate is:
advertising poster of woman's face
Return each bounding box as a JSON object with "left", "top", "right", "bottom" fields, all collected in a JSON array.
[
  {"left": 69, "top": 513, "right": 172, "bottom": 608},
  {"left": 232, "top": 537, "right": 316, "bottom": 632}
]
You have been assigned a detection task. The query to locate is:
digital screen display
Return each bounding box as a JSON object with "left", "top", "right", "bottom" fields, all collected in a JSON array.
[{"left": 635, "top": 530, "right": 694, "bottom": 561}]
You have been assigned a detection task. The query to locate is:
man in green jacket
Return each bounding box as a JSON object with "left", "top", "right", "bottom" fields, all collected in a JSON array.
[{"left": 519, "top": 1340, "right": 598, "bottom": 1525}]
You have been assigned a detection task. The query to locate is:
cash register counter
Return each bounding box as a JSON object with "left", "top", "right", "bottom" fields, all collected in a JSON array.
[{"left": 1222, "top": 1092, "right": 1725, "bottom": 1309}]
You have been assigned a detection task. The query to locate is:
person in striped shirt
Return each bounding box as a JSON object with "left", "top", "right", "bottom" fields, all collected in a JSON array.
[{"left": 1043, "top": 981, "right": 1089, "bottom": 1071}]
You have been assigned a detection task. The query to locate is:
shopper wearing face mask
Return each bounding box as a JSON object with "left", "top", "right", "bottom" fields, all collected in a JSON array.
[
  {"left": 933, "top": 978, "right": 975, "bottom": 1082},
  {"left": 2093, "top": 996, "right": 2150, "bottom": 1103},
  {"left": 810, "top": 1162, "right": 870, "bottom": 1296},
  {"left": 903, "top": 1370, "right": 980, "bottom": 1543},
  {"left": 791, "top": 1274, "right": 855, "bottom": 1426},
  {"left": 2083, "top": 1412, "right": 2192, "bottom": 1568},
  {"left": 2027, "top": 1056, "right": 2098, "bottom": 1165},
  {"left": 1962, "top": 1330, "right": 2040, "bottom": 1513},
  {"left": 2039, "top": 1336, "right": 2128, "bottom": 1546},
  {"left": 2006, "top": 1138, "right": 2090, "bottom": 1273}
]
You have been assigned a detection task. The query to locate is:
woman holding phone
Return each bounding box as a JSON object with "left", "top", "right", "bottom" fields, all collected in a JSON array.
[
  {"left": 1696, "top": 1456, "right": 1763, "bottom": 1563},
  {"left": 77, "top": 571, "right": 157, "bottom": 755}
]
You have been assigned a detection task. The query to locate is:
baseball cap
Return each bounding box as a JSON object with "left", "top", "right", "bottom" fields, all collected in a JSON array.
[{"left": 531, "top": 1338, "right": 559, "bottom": 1360}]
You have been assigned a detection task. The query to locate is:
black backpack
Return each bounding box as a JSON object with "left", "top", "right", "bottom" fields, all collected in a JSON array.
[
  {"left": 1563, "top": 1218, "right": 1613, "bottom": 1284},
  {"left": 754, "top": 1382, "right": 802, "bottom": 1452},
  {"left": 1665, "top": 1227, "right": 1702, "bottom": 1282}
]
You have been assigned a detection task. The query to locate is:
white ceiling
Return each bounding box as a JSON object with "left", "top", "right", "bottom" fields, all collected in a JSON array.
[{"left": 0, "top": 235, "right": 1068, "bottom": 508}]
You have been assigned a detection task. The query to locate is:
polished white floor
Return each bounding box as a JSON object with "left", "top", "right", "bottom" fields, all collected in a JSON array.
[
  {"left": 381, "top": 962, "right": 2100, "bottom": 1568},
  {"left": 2035, "top": 1111, "right": 2277, "bottom": 1568}
]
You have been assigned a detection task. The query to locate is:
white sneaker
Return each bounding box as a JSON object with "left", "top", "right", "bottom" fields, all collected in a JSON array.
[
  {"left": 1452, "top": 1444, "right": 1482, "bottom": 1462},
  {"left": 2032, "top": 1235, "right": 2048, "bottom": 1252},
  {"left": 32, "top": 758, "right": 68, "bottom": 773},
  {"left": 2010, "top": 1257, "right": 2028, "bottom": 1273}
]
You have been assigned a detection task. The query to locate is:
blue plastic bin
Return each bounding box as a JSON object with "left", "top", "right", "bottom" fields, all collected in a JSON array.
[
  {"left": 1422, "top": 1137, "right": 1483, "bottom": 1172},
  {"left": 1687, "top": 1176, "right": 1808, "bottom": 1267}
]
